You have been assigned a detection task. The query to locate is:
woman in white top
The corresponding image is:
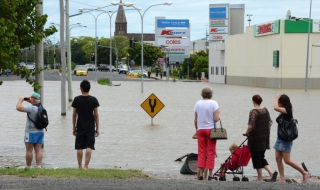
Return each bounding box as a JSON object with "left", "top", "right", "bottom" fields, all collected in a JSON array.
[{"left": 194, "top": 87, "right": 220, "bottom": 180}]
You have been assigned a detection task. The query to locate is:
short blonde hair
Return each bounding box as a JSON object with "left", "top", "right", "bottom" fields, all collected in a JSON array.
[
  {"left": 229, "top": 143, "right": 238, "bottom": 151},
  {"left": 201, "top": 87, "right": 213, "bottom": 99}
]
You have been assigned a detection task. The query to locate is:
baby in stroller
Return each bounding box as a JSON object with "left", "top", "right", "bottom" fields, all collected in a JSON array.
[{"left": 216, "top": 143, "right": 240, "bottom": 178}]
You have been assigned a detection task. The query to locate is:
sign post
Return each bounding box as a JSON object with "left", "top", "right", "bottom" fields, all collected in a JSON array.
[{"left": 141, "top": 93, "right": 165, "bottom": 124}]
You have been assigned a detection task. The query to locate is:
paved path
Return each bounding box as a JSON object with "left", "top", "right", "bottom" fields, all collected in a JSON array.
[{"left": 0, "top": 176, "right": 320, "bottom": 190}]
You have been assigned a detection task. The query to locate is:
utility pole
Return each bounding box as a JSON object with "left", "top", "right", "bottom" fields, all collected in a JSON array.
[
  {"left": 65, "top": 0, "right": 73, "bottom": 102},
  {"left": 60, "top": 0, "right": 66, "bottom": 116},
  {"left": 247, "top": 14, "right": 252, "bottom": 26},
  {"left": 35, "top": 0, "right": 44, "bottom": 104}
]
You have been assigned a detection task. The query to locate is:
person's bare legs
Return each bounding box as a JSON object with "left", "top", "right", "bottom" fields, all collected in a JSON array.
[
  {"left": 254, "top": 168, "right": 264, "bottom": 181},
  {"left": 84, "top": 148, "right": 92, "bottom": 170},
  {"left": 275, "top": 150, "right": 285, "bottom": 182},
  {"left": 77, "top": 149, "right": 83, "bottom": 169},
  {"left": 203, "top": 168, "right": 208, "bottom": 181},
  {"left": 197, "top": 168, "right": 204, "bottom": 180},
  {"left": 282, "top": 152, "right": 309, "bottom": 181},
  {"left": 34, "top": 144, "right": 43, "bottom": 167},
  {"left": 25, "top": 143, "right": 34, "bottom": 167},
  {"left": 264, "top": 165, "right": 273, "bottom": 177}
]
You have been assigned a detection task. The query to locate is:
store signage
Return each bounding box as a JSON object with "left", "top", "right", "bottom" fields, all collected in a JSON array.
[
  {"left": 157, "top": 19, "right": 189, "bottom": 28},
  {"left": 209, "top": 7, "right": 228, "bottom": 19},
  {"left": 209, "top": 34, "right": 227, "bottom": 41},
  {"left": 157, "top": 38, "right": 189, "bottom": 46},
  {"left": 161, "top": 47, "right": 186, "bottom": 54},
  {"left": 254, "top": 20, "right": 280, "bottom": 36},
  {"left": 210, "top": 20, "right": 228, "bottom": 27},
  {"left": 156, "top": 29, "right": 189, "bottom": 37},
  {"left": 158, "top": 58, "right": 166, "bottom": 62},
  {"left": 210, "top": 27, "right": 228, "bottom": 34}
]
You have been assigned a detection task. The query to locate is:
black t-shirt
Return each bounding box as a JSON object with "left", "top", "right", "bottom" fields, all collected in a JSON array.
[
  {"left": 71, "top": 95, "right": 99, "bottom": 133},
  {"left": 276, "top": 107, "right": 293, "bottom": 124}
]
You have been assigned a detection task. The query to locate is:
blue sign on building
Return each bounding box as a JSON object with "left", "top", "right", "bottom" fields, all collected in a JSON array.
[
  {"left": 157, "top": 19, "right": 189, "bottom": 28},
  {"left": 209, "top": 7, "right": 227, "bottom": 19}
]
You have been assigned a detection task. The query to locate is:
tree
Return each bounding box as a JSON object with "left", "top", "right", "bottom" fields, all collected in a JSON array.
[
  {"left": 0, "top": 0, "right": 56, "bottom": 88},
  {"left": 127, "top": 41, "right": 164, "bottom": 67},
  {"left": 182, "top": 50, "right": 208, "bottom": 78}
]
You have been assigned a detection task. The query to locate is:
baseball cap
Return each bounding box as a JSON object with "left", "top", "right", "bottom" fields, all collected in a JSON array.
[{"left": 31, "top": 92, "right": 41, "bottom": 99}]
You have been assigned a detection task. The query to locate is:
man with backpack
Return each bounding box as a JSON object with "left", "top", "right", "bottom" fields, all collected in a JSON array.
[{"left": 16, "top": 92, "right": 44, "bottom": 168}]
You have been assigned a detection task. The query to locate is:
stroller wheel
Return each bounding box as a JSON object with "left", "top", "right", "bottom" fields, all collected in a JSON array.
[
  {"left": 233, "top": 177, "right": 240, "bottom": 181},
  {"left": 242, "top": 176, "right": 249, "bottom": 181},
  {"left": 219, "top": 177, "right": 226, "bottom": 181}
]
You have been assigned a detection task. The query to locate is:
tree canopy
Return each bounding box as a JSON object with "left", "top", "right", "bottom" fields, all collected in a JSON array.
[{"left": 0, "top": 0, "right": 56, "bottom": 87}]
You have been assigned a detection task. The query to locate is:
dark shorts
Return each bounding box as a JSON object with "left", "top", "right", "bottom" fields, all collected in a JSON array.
[
  {"left": 251, "top": 150, "right": 268, "bottom": 169},
  {"left": 75, "top": 131, "right": 95, "bottom": 150}
]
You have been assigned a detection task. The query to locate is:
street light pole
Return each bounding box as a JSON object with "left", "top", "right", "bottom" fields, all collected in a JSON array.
[
  {"left": 125, "top": 1, "right": 173, "bottom": 93},
  {"left": 305, "top": 0, "right": 312, "bottom": 92}
]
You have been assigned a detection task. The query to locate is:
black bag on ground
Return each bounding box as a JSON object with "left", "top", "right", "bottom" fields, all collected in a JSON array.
[
  {"left": 180, "top": 153, "right": 198, "bottom": 174},
  {"left": 27, "top": 103, "right": 49, "bottom": 131},
  {"left": 277, "top": 116, "right": 298, "bottom": 141}
]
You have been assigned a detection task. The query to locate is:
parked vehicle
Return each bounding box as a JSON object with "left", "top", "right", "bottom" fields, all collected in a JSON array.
[
  {"left": 26, "top": 62, "right": 35, "bottom": 71},
  {"left": 73, "top": 65, "right": 86, "bottom": 75},
  {"left": 75, "top": 67, "right": 88, "bottom": 76},
  {"left": 98, "top": 65, "right": 110, "bottom": 72},
  {"left": 85, "top": 63, "right": 96, "bottom": 71},
  {"left": 129, "top": 69, "right": 148, "bottom": 77},
  {"left": 119, "top": 65, "right": 128, "bottom": 74}
]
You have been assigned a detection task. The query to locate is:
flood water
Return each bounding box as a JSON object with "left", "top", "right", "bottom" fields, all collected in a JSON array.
[{"left": 1, "top": 80, "right": 319, "bottom": 178}]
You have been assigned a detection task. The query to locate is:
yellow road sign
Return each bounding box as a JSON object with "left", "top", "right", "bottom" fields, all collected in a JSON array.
[{"left": 141, "top": 93, "right": 165, "bottom": 118}]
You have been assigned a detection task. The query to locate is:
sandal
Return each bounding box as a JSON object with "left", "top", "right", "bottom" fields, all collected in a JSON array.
[
  {"left": 270, "top": 171, "right": 278, "bottom": 182},
  {"left": 302, "top": 172, "right": 311, "bottom": 184},
  {"left": 198, "top": 176, "right": 203, "bottom": 180},
  {"left": 208, "top": 176, "right": 216, "bottom": 181}
]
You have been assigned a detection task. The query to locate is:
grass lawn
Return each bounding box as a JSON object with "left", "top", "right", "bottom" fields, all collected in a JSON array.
[{"left": 0, "top": 168, "right": 151, "bottom": 179}]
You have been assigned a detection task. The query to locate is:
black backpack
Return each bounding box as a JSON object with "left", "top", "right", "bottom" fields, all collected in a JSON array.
[{"left": 27, "top": 103, "right": 49, "bottom": 131}]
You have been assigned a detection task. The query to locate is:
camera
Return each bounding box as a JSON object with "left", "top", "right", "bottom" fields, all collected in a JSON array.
[{"left": 24, "top": 97, "right": 29, "bottom": 101}]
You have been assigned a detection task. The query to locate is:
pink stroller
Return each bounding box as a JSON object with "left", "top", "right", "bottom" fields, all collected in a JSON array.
[{"left": 214, "top": 138, "right": 251, "bottom": 181}]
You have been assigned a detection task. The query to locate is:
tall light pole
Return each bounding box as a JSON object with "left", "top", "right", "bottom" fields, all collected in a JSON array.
[
  {"left": 305, "top": 0, "right": 312, "bottom": 92},
  {"left": 247, "top": 14, "right": 252, "bottom": 26},
  {"left": 124, "top": 1, "right": 173, "bottom": 93},
  {"left": 79, "top": 5, "right": 113, "bottom": 82}
]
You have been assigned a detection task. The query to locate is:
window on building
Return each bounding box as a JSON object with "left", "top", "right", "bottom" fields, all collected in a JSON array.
[
  {"left": 211, "top": 67, "right": 214, "bottom": 75},
  {"left": 221, "top": 67, "right": 224, "bottom": 75},
  {"left": 216, "top": 67, "right": 219, "bottom": 75}
]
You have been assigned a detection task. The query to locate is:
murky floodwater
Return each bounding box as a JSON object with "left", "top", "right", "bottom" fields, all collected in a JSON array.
[{"left": 1, "top": 80, "right": 319, "bottom": 178}]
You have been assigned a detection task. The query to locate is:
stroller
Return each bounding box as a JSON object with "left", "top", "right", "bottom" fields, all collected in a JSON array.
[{"left": 213, "top": 138, "right": 251, "bottom": 181}]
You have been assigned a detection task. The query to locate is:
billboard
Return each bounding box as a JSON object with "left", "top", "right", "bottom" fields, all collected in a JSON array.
[
  {"left": 210, "top": 20, "right": 228, "bottom": 27},
  {"left": 254, "top": 20, "right": 280, "bottom": 36},
  {"left": 209, "top": 27, "right": 228, "bottom": 34},
  {"left": 209, "top": 34, "right": 227, "bottom": 41},
  {"left": 157, "top": 38, "right": 189, "bottom": 46},
  {"left": 284, "top": 19, "right": 312, "bottom": 33},
  {"left": 156, "top": 29, "right": 190, "bottom": 37},
  {"left": 209, "top": 7, "right": 228, "bottom": 19},
  {"left": 157, "top": 19, "right": 189, "bottom": 28}
]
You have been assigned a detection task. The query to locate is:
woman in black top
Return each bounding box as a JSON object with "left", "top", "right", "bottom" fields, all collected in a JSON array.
[
  {"left": 243, "top": 95, "right": 277, "bottom": 182},
  {"left": 273, "top": 94, "right": 310, "bottom": 183}
]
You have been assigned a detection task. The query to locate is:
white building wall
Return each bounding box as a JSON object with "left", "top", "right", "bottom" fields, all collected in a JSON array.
[{"left": 224, "top": 20, "right": 320, "bottom": 89}]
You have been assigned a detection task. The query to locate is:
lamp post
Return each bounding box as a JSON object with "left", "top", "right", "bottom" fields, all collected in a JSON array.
[
  {"left": 305, "top": 0, "right": 312, "bottom": 92},
  {"left": 247, "top": 14, "right": 252, "bottom": 26},
  {"left": 80, "top": 5, "right": 115, "bottom": 82},
  {"left": 124, "top": 1, "right": 173, "bottom": 93}
]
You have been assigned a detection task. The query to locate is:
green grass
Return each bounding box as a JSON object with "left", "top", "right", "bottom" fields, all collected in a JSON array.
[
  {"left": 0, "top": 168, "right": 151, "bottom": 179},
  {"left": 97, "top": 78, "right": 111, "bottom": 86}
]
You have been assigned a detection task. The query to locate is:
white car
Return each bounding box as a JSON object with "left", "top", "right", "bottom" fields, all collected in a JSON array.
[
  {"left": 129, "top": 69, "right": 148, "bottom": 77},
  {"left": 25, "top": 62, "right": 35, "bottom": 71}
]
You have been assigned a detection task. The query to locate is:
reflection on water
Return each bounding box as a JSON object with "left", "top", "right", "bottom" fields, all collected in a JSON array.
[{"left": 1, "top": 81, "right": 319, "bottom": 178}]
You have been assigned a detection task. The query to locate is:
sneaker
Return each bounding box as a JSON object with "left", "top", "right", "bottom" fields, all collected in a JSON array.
[{"left": 215, "top": 173, "right": 225, "bottom": 178}]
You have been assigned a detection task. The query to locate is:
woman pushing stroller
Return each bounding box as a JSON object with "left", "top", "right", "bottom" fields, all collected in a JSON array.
[{"left": 243, "top": 95, "right": 278, "bottom": 182}]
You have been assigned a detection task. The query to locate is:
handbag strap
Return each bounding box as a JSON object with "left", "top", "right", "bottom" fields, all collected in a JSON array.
[{"left": 213, "top": 119, "right": 223, "bottom": 130}]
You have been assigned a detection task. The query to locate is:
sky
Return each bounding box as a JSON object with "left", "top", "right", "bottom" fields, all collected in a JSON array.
[{"left": 44, "top": 0, "right": 320, "bottom": 41}]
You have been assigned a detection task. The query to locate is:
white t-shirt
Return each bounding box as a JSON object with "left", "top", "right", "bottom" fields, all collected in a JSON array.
[{"left": 194, "top": 99, "right": 219, "bottom": 130}]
